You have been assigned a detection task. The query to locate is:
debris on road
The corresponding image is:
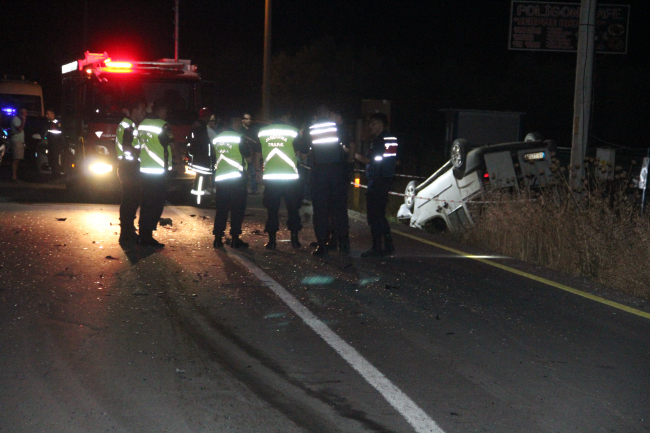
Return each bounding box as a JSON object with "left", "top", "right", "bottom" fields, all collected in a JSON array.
[
  {"left": 105, "top": 255, "right": 119, "bottom": 260},
  {"left": 55, "top": 218, "right": 67, "bottom": 221},
  {"left": 159, "top": 218, "right": 173, "bottom": 226}
]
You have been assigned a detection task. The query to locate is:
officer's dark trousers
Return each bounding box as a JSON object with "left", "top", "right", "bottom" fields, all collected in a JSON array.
[
  {"left": 311, "top": 163, "right": 349, "bottom": 240},
  {"left": 139, "top": 173, "right": 167, "bottom": 233},
  {"left": 366, "top": 177, "right": 393, "bottom": 239},
  {"left": 48, "top": 142, "right": 63, "bottom": 176},
  {"left": 213, "top": 178, "right": 247, "bottom": 237},
  {"left": 263, "top": 180, "right": 302, "bottom": 234},
  {"left": 117, "top": 160, "right": 141, "bottom": 228}
]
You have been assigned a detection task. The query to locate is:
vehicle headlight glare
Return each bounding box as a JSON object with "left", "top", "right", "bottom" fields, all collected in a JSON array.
[{"left": 89, "top": 162, "right": 113, "bottom": 174}]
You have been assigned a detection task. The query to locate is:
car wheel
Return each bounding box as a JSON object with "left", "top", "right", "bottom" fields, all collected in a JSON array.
[
  {"left": 451, "top": 139, "right": 467, "bottom": 179},
  {"left": 404, "top": 180, "right": 417, "bottom": 212}
]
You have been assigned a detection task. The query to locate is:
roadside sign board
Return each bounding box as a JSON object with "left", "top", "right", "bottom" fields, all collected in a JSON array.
[{"left": 509, "top": 1, "right": 630, "bottom": 54}]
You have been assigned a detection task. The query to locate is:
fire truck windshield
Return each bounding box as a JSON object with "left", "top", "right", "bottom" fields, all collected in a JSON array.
[{"left": 89, "top": 79, "right": 197, "bottom": 123}]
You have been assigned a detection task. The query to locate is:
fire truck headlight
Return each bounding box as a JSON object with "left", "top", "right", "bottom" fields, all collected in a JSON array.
[{"left": 89, "top": 162, "right": 113, "bottom": 175}]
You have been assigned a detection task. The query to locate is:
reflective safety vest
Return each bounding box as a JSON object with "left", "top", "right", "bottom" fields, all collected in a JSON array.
[
  {"left": 115, "top": 117, "right": 138, "bottom": 161},
  {"left": 258, "top": 124, "right": 299, "bottom": 180},
  {"left": 46, "top": 119, "right": 63, "bottom": 143},
  {"left": 212, "top": 131, "right": 244, "bottom": 182},
  {"left": 309, "top": 121, "right": 342, "bottom": 165},
  {"left": 138, "top": 118, "right": 170, "bottom": 175},
  {"left": 369, "top": 135, "right": 399, "bottom": 178}
]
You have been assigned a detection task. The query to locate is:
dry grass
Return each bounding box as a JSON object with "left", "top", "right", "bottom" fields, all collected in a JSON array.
[{"left": 463, "top": 159, "right": 650, "bottom": 299}]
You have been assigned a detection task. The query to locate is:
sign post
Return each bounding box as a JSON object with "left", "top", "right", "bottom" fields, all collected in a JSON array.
[
  {"left": 570, "top": 0, "right": 597, "bottom": 184},
  {"left": 640, "top": 153, "right": 649, "bottom": 215}
]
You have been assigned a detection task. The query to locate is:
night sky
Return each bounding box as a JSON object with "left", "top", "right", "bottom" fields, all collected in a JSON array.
[{"left": 1, "top": 0, "right": 648, "bottom": 156}]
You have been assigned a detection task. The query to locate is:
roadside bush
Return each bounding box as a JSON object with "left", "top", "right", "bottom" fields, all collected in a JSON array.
[{"left": 463, "top": 158, "right": 650, "bottom": 299}]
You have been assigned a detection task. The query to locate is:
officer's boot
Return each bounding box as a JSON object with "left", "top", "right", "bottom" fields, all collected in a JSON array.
[
  {"left": 231, "top": 235, "right": 249, "bottom": 249},
  {"left": 119, "top": 222, "right": 136, "bottom": 244},
  {"left": 213, "top": 236, "right": 224, "bottom": 248},
  {"left": 265, "top": 232, "right": 277, "bottom": 250},
  {"left": 312, "top": 238, "right": 328, "bottom": 256},
  {"left": 382, "top": 233, "right": 395, "bottom": 255},
  {"left": 138, "top": 230, "right": 165, "bottom": 248},
  {"left": 360, "top": 236, "right": 382, "bottom": 258},
  {"left": 326, "top": 233, "right": 338, "bottom": 250},
  {"left": 290, "top": 231, "right": 301, "bottom": 248},
  {"left": 338, "top": 235, "right": 350, "bottom": 255}
]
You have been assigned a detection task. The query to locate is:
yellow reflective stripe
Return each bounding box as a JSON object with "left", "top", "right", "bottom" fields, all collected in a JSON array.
[
  {"left": 142, "top": 144, "right": 165, "bottom": 167},
  {"left": 213, "top": 135, "right": 241, "bottom": 144},
  {"left": 138, "top": 124, "right": 163, "bottom": 134},
  {"left": 258, "top": 128, "right": 298, "bottom": 138},
  {"left": 263, "top": 173, "right": 299, "bottom": 180},
  {"left": 215, "top": 171, "right": 242, "bottom": 181},
  {"left": 265, "top": 148, "right": 298, "bottom": 171},
  {"left": 216, "top": 154, "right": 244, "bottom": 171}
]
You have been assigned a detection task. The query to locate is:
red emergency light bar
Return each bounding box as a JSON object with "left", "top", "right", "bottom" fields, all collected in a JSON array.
[
  {"left": 63, "top": 52, "right": 199, "bottom": 77},
  {"left": 103, "top": 59, "right": 134, "bottom": 73},
  {"left": 105, "top": 60, "right": 133, "bottom": 69}
]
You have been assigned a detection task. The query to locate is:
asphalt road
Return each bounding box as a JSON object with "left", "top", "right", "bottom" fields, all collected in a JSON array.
[{"left": 0, "top": 179, "right": 649, "bottom": 433}]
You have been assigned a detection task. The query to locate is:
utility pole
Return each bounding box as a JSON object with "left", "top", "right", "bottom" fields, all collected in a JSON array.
[
  {"left": 174, "top": 0, "right": 180, "bottom": 61},
  {"left": 570, "top": 0, "right": 597, "bottom": 185},
  {"left": 262, "top": 0, "right": 272, "bottom": 120},
  {"left": 83, "top": 0, "right": 88, "bottom": 50}
]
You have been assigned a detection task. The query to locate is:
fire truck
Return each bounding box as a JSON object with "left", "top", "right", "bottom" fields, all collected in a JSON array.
[{"left": 60, "top": 52, "right": 209, "bottom": 198}]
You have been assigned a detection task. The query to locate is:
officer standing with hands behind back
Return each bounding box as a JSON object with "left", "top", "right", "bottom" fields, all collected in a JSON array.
[
  {"left": 257, "top": 110, "right": 302, "bottom": 250},
  {"left": 212, "top": 116, "right": 258, "bottom": 249},
  {"left": 355, "top": 112, "right": 398, "bottom": 257}
]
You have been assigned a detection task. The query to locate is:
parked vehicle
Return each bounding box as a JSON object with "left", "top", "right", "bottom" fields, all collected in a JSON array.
[
  {"left": 60, "top": 51, "right": 209, "bottom": 198},
  {"left": 397, "top": 133, "right": 556, "bottom": 232}
]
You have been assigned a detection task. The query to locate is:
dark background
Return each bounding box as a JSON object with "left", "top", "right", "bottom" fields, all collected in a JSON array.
[{"left": 1, "top": 0, "right": 647, "bottom": 172}]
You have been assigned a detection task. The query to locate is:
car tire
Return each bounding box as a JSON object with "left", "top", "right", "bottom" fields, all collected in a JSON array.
[
  {"left": 404, "top": 180, "right": 417, "bottom": 212},
  {"left": 450, "top": 139, "right": 467, "bottom": 179}
]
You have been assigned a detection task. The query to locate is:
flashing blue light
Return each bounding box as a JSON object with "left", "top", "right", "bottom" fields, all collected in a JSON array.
[{"left": 2, "top": 108, "right": 16, "bottom": 116}]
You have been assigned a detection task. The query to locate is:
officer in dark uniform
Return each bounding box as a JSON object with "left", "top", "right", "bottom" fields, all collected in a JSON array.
[
  {"left": 355, "top": 112, "right": 398, "bottom": 257},
  {"left": 137, "top": 100, "right": 174, "bottom": 248},
  {"left": 188, "top": 108, "right": 216, "bottom": 205},
  {"left": 0, "top": 111, "right": 7, "bottom": 163},
  {"left": 45, "top": 109, "right": 65, "bottom": 178},
  {"left": 304, "top": 106, "right": 351, "bottom": 255},
  {"left": 115, "top": 100, "right": 147, "bottom": 244}
]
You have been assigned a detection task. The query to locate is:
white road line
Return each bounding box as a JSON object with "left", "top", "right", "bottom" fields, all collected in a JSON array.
[
  {"left": 231, "top": 252, "right": 445, "bottom": 433},
  {"left": 167, "top": 205, "right": 444, "bottom": 432}
]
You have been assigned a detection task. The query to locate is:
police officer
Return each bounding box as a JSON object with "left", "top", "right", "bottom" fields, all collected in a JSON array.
[
  {"left": 45, "top": 109, "right": 64, "bottom": 179},
  {"left": 212, "top": 117, "right": 257, "bottom": 249},
  {"left": 355, "top": 112, "right": 398, "bottom": 257},
  {"left": 188, "top": 108, "right": 216, "bottom": 206},
  {"left": 137, "top": 100, "right": 174, "bottom": 248},
  {"left": 305, "top": 106, "right": 351, "bottom": 255},
  {"left": 240, "top": 112, "right": 262, "bottom": 195},
  {"left": 0, "top": 111, "right": 6, "bottom": 162},
  {"left": 115, "top": 100, "right": 147, "bottom": 244},
  {"left": 257, "top": 111, "right": 302, "bottom": 250}
]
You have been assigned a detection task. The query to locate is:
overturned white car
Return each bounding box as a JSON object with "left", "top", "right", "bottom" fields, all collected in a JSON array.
[{"left": 398, "top": 134, "right": 556, "bottom": 232}]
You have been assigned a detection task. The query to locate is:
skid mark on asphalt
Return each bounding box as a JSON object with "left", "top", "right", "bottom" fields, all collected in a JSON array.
[
  {"left": 166, "top": 205, "right": 445, "bottom": 432},
  {"left": 392, "top": 229, "right": 650, "bottom": 321},
  {"left": 229, "top": 251, "right": 445, "bottom": 433}
]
